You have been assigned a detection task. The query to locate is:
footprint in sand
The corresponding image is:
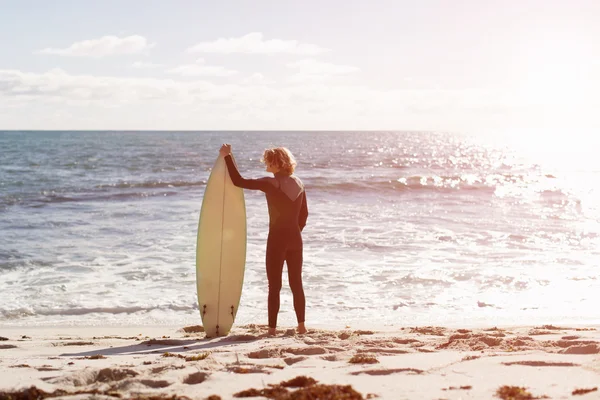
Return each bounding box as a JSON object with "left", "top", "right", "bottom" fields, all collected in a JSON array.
[
  {"left": 150, "top": 365, "right": 185, "bottom": 374},
  {"left": 353, "top": 330, "right": 375, "bottom": 336},
  {"left": 553, "top": 339, "right": 598, "bottom": 348},
  {"left": 359, "top": 339, "right": 397, "bottom": 348},
  {"left": 543, "top": 339, "right": 600, "bottom": 354},
  {"left": 507, "top": 336, "right": 535, "bottom": 346},
  {"left": 183, "top": 371, "right": 209, "bottom": 385},
  {"left": 36, "top": 366, "right": 61, "bottom": 371},
  {"left": 337, "top": 332, "right": 354, "bottom": 340},
  {"left": 436, "top": 333, "right": 508, "bottom": 351},
  {"left": 181, "top": 325, "right": 205, "bottom": 333},
  {"left": 502, "top": 361, "right": 580, "bottom": 367},
  {"left": 139, "top": 379, "right": 171, "bottom": 388},
  {"left": 535, "top": 324, "right": 567, "bottom": 331},
  {"left": 248, "top": 348, "right": 281, "bottom": 359},
  {"left": 222, "top": 334, "right": 260, "bottom": 342},
  {"left": 393, "top": 338, "right": 421, "bottom": 345},
  {"left": 409, "top": 326, "right": 446, "bottom": 336},
  {"left": 227, "top": 365, "right": 271, "bottom": 374},
  {"left": 356, "top": 348, "right": 410, "bottom": 355},
  {"left": 303, "top": 337, "right": 331, "bottom": 346},
  {"left": 93, "top": 368, "right": 139, "bottom": 383},
  {"left": 324, "top": 346, "right": 348, "bottom": 353},
  {"left": 283, "top": 347, "right": 328, "bottom": 356},
  {"left": 111, "top": 378, "right": 172, "bottom": 390},
  {"left": 285, "top": 356, "right": 308, "bottom": 365},
  {"left": 350, "top": 368, "right": 424, "bottom": 376},
  {"left": 49, "top": 367, "right": 138, "bottom": 386},
  {"left": 417, "top": 348, "right": 436, "bottom": 353},
  {"left": 528, "top": 330, "right": 554, "bottom": 336},
  {"left": 560, "top": 344, "right": 600, "bottom": 355}
]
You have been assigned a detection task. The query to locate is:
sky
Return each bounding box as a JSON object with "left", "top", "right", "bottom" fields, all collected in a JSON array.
[{"left": 0, "top": 0, "right": 599, "bottom": 133}]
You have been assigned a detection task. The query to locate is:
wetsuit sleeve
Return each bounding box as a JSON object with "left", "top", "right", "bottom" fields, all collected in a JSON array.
[
  {"left": 299, "top": 191, "right": 308, "bottom": 231},
  {"left": 223, "top": 154, "right": 276, "bottom": 192}
]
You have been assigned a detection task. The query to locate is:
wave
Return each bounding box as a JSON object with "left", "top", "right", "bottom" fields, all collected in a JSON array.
[
  {"left": 0, "top": 189, "right": 181, "bottom": 209},
  {"left": 0, "top": 173, "right": 569, "bottom": 209},
  {"left": 0, "top": 304, "right": 197, "bottom": 319},
  {"left": 38, "top": 191, "right": 179, "bottom": 203},
  {"left": 0, "top": 179, "right": 208, "bottom": 210},
  {"left": 0, "top": 252, "right": 57, "bottom": 271},
  {"left": 96, "top": 180, "right": 206, "bottom": 189},
  {"left": 306, "top": 175, "right": 500, "bottom": 194}
]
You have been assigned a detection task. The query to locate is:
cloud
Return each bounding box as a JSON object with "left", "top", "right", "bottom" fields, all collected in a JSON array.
[
  {"left": 0, "top": 68, "right": 269, "bottom": 106},
  {"left": 401, "top": 77, "right": 441, "bottom": 90},
  {"left": 287, "top": 59, "right": 359, "bottom": 75},
  {"left": 286, "top": 58, "right": 359, "bottom": 83},
  {"left": 37, "top": 35, "right": 154, "bottom": 57},
  {"left": 2, "top": 67, "right": 596, "bottom": 131},
  {"left": 0, "top": 68, "right": 191, "bottom": 104},
  {"left": 166, "top": 59, "right": 238, "bottom": 77},
  {"left": 131, "top": 61, "right": 163, "bottom": 69},
  {"left": 0, "top": 67, "right": 501, "bottom": 112},
  {"left": 187, "top": 32, "right": 328, "bottom": 55},
  {"left": 242, "top": 73, "right": 275, "bottom": 85}
]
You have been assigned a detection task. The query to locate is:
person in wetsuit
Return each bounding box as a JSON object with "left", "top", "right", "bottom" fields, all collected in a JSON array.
[{"left": 219, "top": 144, "right": 308, "bottom": 336}]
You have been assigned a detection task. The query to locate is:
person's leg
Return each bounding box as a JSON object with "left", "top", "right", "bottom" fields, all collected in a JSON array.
[
  {"left": 265, "top": 239, "right": 286, "bottom": 334},
  {"left": 286, "top": 249, "right": 306, "bottom": 333}
]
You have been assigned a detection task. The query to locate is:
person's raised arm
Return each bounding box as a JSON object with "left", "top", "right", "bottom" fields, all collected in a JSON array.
[{"left": 219, "top": 144, "right": 276, "bottom": 192}]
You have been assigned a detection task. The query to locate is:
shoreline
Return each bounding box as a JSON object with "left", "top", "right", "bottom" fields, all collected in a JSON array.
[{"left": 1, "top": 323, "right": 599, "bottom": 399}]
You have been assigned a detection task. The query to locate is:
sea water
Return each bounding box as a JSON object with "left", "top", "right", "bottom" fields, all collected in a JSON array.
[{"left": 1, "top": 131, "right": 598, "bottom": 328}]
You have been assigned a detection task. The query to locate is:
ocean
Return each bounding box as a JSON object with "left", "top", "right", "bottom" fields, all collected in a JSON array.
[{"left": 1, "top": 131, "right": 598, "bottom": 328}]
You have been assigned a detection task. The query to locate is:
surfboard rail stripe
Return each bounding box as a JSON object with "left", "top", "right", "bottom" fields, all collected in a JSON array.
[{"left": 216, "top": 163, "right": 227, "bottom": 331}]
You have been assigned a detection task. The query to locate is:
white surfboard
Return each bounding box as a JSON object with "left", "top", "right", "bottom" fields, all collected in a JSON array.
[{"left": 196, "top": 155, "right": 247, "bottom": 337}]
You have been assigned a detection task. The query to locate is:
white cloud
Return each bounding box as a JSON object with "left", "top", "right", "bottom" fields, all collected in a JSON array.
[
  {"left": 286, "top": 59, "right": 359, "bottom": 83},
  {"left": 166, "top": 59, "right": 238, "bottom": 77},
  {"left": 401, "top": 77, "right": 441, "bottom": 90},
  {"left": 0, "top": 68, "right": 190, "bottom": 104},
  {"left": 1, "top": 68, "right": 597, "bottom": 131},
  {"left": 0, "top": 68, "right": 273, "bottom": 106},
  {"left": 287, "top": 59, "right": 359, "bottom": 75},
  {"left": 37, "top": 35, "right": 154, "bottom": 57},
  {"left": 187, "top": 32, "right": 328, "bottom": 55},
  {"left": 131, "top": 61, "right": 163, "bottom": 69},
  {"left": 242, "top": 73, "right": 275, "bottom": 85}
]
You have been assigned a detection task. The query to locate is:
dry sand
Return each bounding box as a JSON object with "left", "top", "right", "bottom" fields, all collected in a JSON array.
[{"left": 1, "top": 323, "right": 599, "bottom": 399}]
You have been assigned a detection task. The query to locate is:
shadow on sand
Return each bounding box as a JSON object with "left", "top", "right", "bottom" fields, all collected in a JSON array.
[{"left": 59, "top": 334, "right": 263, "bottom": 358}]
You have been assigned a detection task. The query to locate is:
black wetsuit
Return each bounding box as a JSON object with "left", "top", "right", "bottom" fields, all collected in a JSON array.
[{"left": 224, "top": 155, "right": 308, "bottom": 328}]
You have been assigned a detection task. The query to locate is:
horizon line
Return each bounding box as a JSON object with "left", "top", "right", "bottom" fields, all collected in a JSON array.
[{"left": 0, "top": 129, "right": 459, "bottom": 133}]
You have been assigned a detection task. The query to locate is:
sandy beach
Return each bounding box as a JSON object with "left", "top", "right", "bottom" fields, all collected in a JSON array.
[{"left": 1, "top": 324, "right": 599, "bottom": 399}]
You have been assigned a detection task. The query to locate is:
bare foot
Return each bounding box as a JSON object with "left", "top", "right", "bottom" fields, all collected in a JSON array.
[
  {"left": 297, "top": 323, "right": 307, "bottom": 335},
  {"left": 268, "top": 327, "right": 277, "bottom": 336}
]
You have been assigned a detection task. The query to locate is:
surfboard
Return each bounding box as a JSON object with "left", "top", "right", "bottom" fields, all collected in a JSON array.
[{"left": 196, "top": 154, "right": 247, "bottom": 337}]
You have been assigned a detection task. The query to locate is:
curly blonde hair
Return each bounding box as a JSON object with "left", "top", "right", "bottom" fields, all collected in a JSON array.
[{"left": 261, "top": 147, "right": 297, "bottom": 175}]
